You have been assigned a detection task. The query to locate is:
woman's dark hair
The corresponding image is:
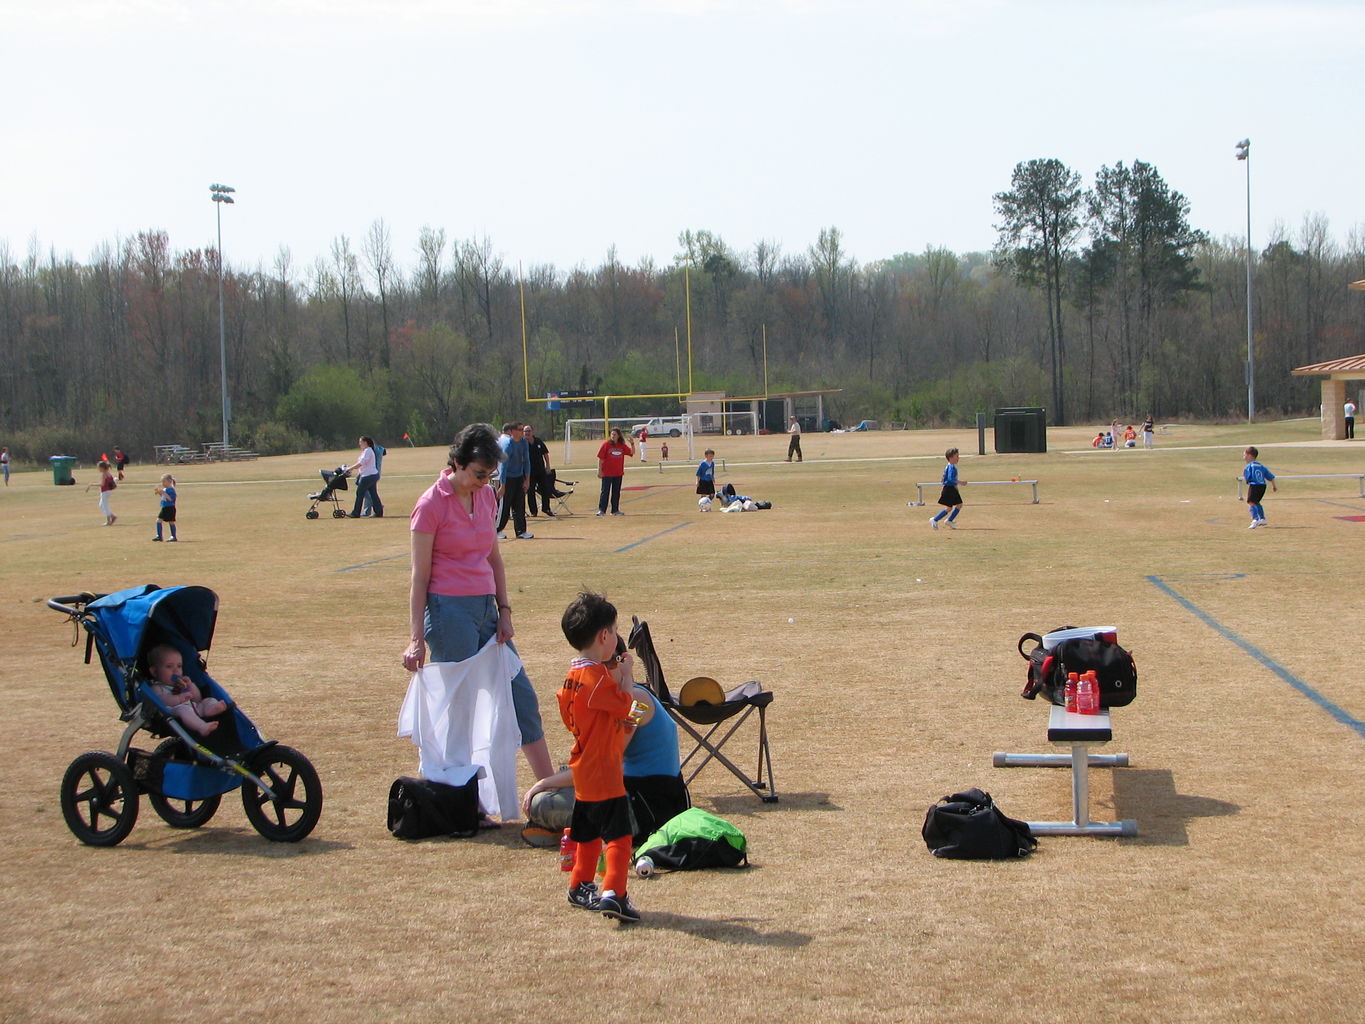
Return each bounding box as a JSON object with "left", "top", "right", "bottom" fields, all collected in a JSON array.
[
  {"left": 359, "top": 435, "right": 374, "bottom": 448},
  {"left": 609, "top": 428, "right": 624, "bottom": 443},
  {"left": 561, "top": 591, "right": 617, "bottom": 651},
  {"left": 449, "top": 423, "right": 506, "bottom": 469}
]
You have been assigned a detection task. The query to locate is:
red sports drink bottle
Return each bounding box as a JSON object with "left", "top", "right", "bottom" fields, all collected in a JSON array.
[
  {"left": 1064, "top": 672, "right": 1079, "bottom": 713},
  {"left": 559, "top": 828, "right": 577, "bottom": 871},
  {"left": 1077, "top": 671, "right": 1099, "bottom": 715}
]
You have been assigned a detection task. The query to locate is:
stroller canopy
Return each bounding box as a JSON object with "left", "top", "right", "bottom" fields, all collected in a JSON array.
[{"left": 88, "top": 584, "right": 220, "bottom": 663}]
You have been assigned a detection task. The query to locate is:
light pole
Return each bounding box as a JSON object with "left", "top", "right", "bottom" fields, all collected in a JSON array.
[
  {"left": 210, "top": 183, "right": 235, "bottom": 449},
  {"left": 1235, "top": 139, "right": 1253, "bottom": 421}
]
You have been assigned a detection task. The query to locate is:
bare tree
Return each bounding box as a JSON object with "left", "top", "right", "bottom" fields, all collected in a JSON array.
[{"left": 364, "top": 219, "right": 395, "bottom": 368}]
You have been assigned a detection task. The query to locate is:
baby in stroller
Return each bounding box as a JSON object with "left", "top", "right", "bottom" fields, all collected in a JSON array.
[{"left": 148, "top": 643, "right": 229, "bottom": 736}]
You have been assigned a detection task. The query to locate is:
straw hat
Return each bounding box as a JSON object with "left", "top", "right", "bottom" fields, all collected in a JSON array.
[{"left": 679, "top": 676, "right": 725, "bottom": 707}]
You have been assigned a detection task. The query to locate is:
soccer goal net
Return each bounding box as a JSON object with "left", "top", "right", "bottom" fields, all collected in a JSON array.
[{"left": 563, "top": 416, "right": 697, "bottom": 463}]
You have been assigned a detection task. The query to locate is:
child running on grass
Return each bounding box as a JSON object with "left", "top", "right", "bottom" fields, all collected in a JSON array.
[
  {"left": 153, "top": 474, "right": 178, "bottom": 541},
  {"left": 1242, "top": 446, "right": 1278, "bottom": 529},
  {"left": 929, "top": 448, "right": 963, "bottom": 530},
  {"left": 85, "top": 460, "right": 117, "bottom": 526},
  {"left": 558, "top": 591, "right": 643, "bottom": 924}
]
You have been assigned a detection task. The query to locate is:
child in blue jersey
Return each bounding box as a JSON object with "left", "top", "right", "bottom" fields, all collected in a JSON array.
[
  {"left": 929, "top": 448, "right": 963, "bottom": 530},
  {"left": 1242, "top": 446, "right": 1277, "bottom": 529},
  {"left": 696, "top": 449, "right": 716, "bottom": 501},
  {"left": 153, "top": 474, "right": 178, "bottom": 541}
]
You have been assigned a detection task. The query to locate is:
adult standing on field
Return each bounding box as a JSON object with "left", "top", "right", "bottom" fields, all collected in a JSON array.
[
  {"left": 344, "top": 435, "right": 383, "bottom": 518},
  {"left": 637, "top": 425, "right": 649, "bottom": 463},
  {"left": 403, "top": 422, "right": 555, "bottom": 784},
  {"left": 496, "top": 423, "right": 533, "bottom": 539},
  {"left": 525, "top": 424, "right": 555, "bottom": 518},
  {"left": 786, "top": 416, "right": 802, "bottom": 462},
  {"left": 1346, "top": 400, "right": 1356, "bottom": 440},
  {"left": 596, "top": 428, "right": 633, "bottom": 516},
  {"left": 1142, "top": 413, "right": 1155, "bottom": 449}
]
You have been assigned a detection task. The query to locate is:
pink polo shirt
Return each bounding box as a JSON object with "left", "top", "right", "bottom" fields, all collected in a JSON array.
[{"left": 410, "top": 470, "right": 497, "bottom": 597}]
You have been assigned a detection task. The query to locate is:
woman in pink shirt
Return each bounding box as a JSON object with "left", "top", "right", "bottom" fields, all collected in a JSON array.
[
  {"left": 595, "top": 428, "right": 634, "bottom": 516},
  {"left": 402, "top": 423, "right": 553, "bottom": 782}
]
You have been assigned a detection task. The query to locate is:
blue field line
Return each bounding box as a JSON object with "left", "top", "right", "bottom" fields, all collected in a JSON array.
[
  {"left": 337, "top": 553, "right": 408, "bottom": 573},
  {"left": 1147, "top": 574, "right": 1364, "bottom": 738},
  {"left": 614, "top": 521, "right": 693, "bottom": 553}
]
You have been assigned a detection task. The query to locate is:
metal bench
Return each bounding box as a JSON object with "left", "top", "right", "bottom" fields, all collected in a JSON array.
[
  {"left": 155, "top": 445, "right": 209, "bottom": 464},
  {"left": 994, "top": 705, "right": 1137, "bottom": 837},
  {"left": 1235, "top": 472, "right": 1365, "bottom": 499},
  {"left": 906, "top": 478, "right": 1040, "bottom": 506}
]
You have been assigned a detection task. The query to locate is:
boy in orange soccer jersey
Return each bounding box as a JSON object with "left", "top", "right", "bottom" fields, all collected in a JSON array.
[{"left": 558, "top": 592, "right": 642, "bottom": 923}]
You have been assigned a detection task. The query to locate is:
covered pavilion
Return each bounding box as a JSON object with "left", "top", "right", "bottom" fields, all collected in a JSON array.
[{"left": 1291, "top": 353, "right": 1365, "bottom": 439}]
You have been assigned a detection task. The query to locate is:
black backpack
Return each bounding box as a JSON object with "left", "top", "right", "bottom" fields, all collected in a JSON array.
[
  {"left": 1018, "top": 627, "right": 1137, "bottom": 708},
  {"left": 922, "top": 788, "right": 1036, "bottom": 859},
  {"left": 387, "top": 776, "right": 482, "bottom": 840}
]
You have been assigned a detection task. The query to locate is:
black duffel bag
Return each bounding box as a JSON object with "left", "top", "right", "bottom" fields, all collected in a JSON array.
[
  {"left": 1018, "top": 627, "right": 1137, "bottom": 708},
  {"left": 387, "top": 776, "right": 482, "bottom": 840},
  {"left": 922, "top": 788, "right": 1036, "bottom": 859}
]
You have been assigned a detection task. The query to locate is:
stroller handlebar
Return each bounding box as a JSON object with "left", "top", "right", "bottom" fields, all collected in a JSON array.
[{"left": 47, "top": 593, "right": 102, "bottom": 615}]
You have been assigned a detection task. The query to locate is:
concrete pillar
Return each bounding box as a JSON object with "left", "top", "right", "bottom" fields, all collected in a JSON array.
[{"left": 1322, "top": 379, "right": 1346, "bottom": 439}]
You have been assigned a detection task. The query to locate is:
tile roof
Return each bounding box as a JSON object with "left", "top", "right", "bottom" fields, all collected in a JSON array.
[{"left": 1292, "top": 354, "right": 1365, "bottom": 375}]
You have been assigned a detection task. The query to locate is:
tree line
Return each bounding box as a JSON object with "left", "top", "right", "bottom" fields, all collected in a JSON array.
[{"left": 2, "top": 158, "right": 1362, "bottom": 464}]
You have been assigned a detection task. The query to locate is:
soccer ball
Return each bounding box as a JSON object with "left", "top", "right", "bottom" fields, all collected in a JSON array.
[{"left": 698, "top": 496, "right": 712, "bottom": 511}]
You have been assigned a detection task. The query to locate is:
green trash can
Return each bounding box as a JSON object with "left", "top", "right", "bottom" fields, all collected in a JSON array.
[{"left": 49, "top": 456, "right": 79, "bottom": 485}]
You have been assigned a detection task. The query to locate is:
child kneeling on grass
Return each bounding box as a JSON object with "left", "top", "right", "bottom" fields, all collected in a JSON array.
[{"left": 558, "top": 592, "right": 643, "bottom": 924}]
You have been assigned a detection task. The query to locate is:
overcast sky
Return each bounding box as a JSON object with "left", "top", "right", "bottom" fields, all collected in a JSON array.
[{"left": 3, "top": 0, "right": 1361, "bottom": 276}]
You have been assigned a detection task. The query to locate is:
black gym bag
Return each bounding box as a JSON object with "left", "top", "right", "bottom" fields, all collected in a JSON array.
[
  {"left": 1018, "top": 628, "right": 1137, "bottom": 708},
  {"left": 387, "top": 776, "right": 482, "bottom": 840},
  {"left": 922, "top": 788, "right": 1036, "bottom": 859}
]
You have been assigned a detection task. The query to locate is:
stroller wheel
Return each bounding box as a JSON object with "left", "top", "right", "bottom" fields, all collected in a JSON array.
[
  {"left": 240, "top": 745, "right": 323, "bottom": 842},
  {"left": 147, "top": 739, "right": 222, "bottom": 829},
  {"left": 305, "top": 509, "right": 319, "bottom": 520},
  {"left": 60, "top": 751, "right": 140, "bottom": 847},
  {"left": 331, "top": 508, "right": 347, "bottom": 519}
]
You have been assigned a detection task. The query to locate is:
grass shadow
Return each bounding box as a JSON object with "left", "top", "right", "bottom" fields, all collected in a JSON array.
[
  {"left": 160, "top": 829, "right": 353, "bottom": 857},
  {"left": 706, "top": 791, "right": 840, "bottom": 817},
  {"left": 1112, "top": 768, "right": 1240, "bottom": 846},
  {"left": 630, "top": 909, "right": 813, "bottom": 947}
]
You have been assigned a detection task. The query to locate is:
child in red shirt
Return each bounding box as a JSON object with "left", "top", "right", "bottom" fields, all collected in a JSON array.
[{"left": 558, "top": 591, "right": 644, "bottom": 923}]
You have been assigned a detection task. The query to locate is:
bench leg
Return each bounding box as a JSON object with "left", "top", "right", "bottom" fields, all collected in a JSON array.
[{"left": 1023, "top": 744, "right": 1137, "bottom": 837}]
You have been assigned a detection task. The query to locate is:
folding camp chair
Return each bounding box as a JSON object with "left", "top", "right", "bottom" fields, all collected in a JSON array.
[
  {"left": 547, "top": 470, "right": 577, "bottom": 517},
  {"left": 627, "top": 617, "right": 777, "bottom": 803}
]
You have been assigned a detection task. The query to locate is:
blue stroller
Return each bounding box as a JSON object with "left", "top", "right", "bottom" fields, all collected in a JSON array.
[{"left": 49, "top": 585, "right": 323, "bottom": 846}]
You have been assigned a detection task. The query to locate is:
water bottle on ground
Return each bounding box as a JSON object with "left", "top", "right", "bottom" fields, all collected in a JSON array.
[{"left": 559, "top": 828, "right": 577, "bottom": 871}]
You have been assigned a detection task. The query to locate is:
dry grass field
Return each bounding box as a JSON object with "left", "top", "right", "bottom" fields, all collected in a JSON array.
[{"left": 2, "top": 420, "right": 1361, "bottom": 1023}]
